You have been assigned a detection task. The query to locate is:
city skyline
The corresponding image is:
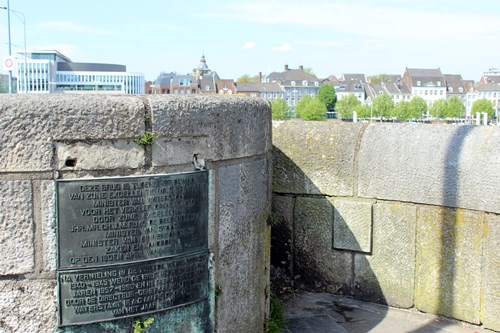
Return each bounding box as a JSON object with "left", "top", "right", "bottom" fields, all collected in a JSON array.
[{"left": 1, "top": 0, "right": 499, "bottom": 81}]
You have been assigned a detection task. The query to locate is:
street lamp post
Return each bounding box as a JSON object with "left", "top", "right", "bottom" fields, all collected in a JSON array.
[{"left": 1, "top": 3, "right": 26, "bottom": 93}]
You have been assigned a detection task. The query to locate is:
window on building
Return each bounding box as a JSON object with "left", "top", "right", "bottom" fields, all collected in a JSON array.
[
  {"left": 314, "top": 81, "right": 319, "bottom": 87},
  {"left": 458, "top": 87, "right": 463, "bottom": 93},
  {"left": 437, "top": 81, "right": 441, "bottom": 86},
  {"left": 291, "top": 81, "right": 296, "bottom": 86},
  {"left": 206, "top": 86, "right": 210, "bottom": 91},
  {"left": 417, "top": 81, "right": 421, "bottom": 86},
  {"left": 302, "top": 80, "right": 308, "bottom": 86}
]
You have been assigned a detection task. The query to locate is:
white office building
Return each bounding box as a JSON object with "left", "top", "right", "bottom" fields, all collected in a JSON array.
[{"left": 16, "top": 50, "right": 144, "bottom": 94}]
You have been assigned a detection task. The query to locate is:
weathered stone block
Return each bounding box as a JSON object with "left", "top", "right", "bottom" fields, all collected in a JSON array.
[
  {"left": 333, "top": 199, "right": 372, "bottom": 253},
  {"left": 0, "top": 181, "right": 34, "bottom": 275},
  {"left": 216, "top": 160, "right": 270, "bottom": 333},
  {"left": 482, "top": 213, "right": 500, "bottom": 331},
  {"left": 271, "top": 195, "right": 294, "bottom": 283},
  {"left": 150, "top": 95, "right": 271, "bottom": 166},
  {"left": 354, "top": 202, "right": 417, "bottom": 307},
  {"left": 0, "top": 280, "right": 57, "bottom": 333},
  {"left": 273, "top": 121, "right": 363, "bottom": 196},
  {"left": 294, "top": 197, "right": 352, "bottom": 291},
  {"left": 358, "top": 124, "right": 500, "bottom": 214},
  {"left": 55, "top": 140, "right": 144, "bottom": 170},
  {"left": 415, "top": 207, "right": 482, "bottom": 324},
  {"left": 0, "top": 95, "right": 145, "bottom": 172},
  {"left": 41, "top": 180, "right": 56, "bottom": 272}
]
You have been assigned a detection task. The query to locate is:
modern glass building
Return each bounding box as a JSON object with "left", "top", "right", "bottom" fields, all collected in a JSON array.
[{"left": 16, "top": 50, "right": 144, "bottom": 94}]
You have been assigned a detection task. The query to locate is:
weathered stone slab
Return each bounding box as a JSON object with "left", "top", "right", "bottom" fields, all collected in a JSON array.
[
  {"left": 0, "top": 95, "right": 145, "bottom": 172},
  {"left": 271, "top": 195, "right": 295, "bottom": 285},
  {"left": 0, "top": 180, "right": 34, "bottom": 275},
  {"left": 482, "top": 213, "right": 500, "bottom": 331},
  {"left": 294, "top": 197, "right": 352, "bottom": 291},
  {"left": 333, "top": 199, "right": 372, "bottom": 253},
  {"left": 415, "top": 207, "right": 482, "bottom": 324},
  {"left": 358, "top": 124, "right": 500, "bottom": 214},
  {"left": 0, "top": 280, "right": 57, "bottom": 333},
  {"left": 41, "top": 180, "right": 56, "bottom": 272},
  {"left": 54, "top": 140, "right": 144, "bottom": 170},
  {"left": 273, "top": 121, "right": 364, "bottom": 196},
  {"left": 216, "top": 160, "right": 270, "bottom": 333},
  {"left": 354, "top": 202, "right": 417, "bottom": 307},
  {"left": 150, "top": 95, "right": 271, "bottom": 166}
]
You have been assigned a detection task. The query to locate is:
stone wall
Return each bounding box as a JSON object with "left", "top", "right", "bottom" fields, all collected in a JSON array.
[
  {"left": 0, "top": 95, "right": 272, "bottom": 333},
  {"left": 272, "top": 120, "right": 499, "bottom": 331}
]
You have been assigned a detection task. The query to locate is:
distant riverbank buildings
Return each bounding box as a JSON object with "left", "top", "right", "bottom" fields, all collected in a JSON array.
[{"left": 13, "top": 50, "right": 144, "bottom": 94}]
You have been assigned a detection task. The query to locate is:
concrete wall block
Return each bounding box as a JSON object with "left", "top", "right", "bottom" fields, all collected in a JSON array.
[
  {"left": 273, "top": 121, "right": 363, "bottom": 196},
  {"left": 415, "top": 206, "right": 483, "bottom": 324},
  {"left": 150, "top": 95, "right": 271, "bottom": 165},
  {"left": 0, "top": 280, "right": 57, "bottom": 333},
  {"left": 0, "top": 95, "right": 145, "bottom": 172},
  {"left": 481, "top": 213, "right": 500, "bottom": 331},
  {"left": 333, "top": 199, "right": 373, "bottom": 253},
  {"left": 0, "top": 180, "right": 34, "bottom": 275},
  {"left": 358, "top": 124, "right": 500, "bottom": 214},
  {"left": 55, "top": 140, "right": 144, "bottom": 170},
  {"left": 216, "top": 160, "right": 270, "bottom": 333},
  {"left": 354, "top": 202, "right": 417, "bottom": 308},
  {"left": 153, "top": 136, "right": 212, "bottom": 166},
  {"left": 294, "top": 197, "right": 352, "bottom": 291},
  {"left": 41, "top": 180, "right": 56, "bottom": 272}
]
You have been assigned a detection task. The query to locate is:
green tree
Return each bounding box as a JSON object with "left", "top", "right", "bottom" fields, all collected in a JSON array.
[
  {"left": 355, "top": 103, "right": 371, "bottom": 119},
  {"left": 471, "top": 98, "right": 495, "bottom": 118},
  {"left": 335, "top": 94, "right": 361, "bottom": 119},
  {"left": 295, "top": 95, "right": 327, "bottom": 120},
  {"left": 446, "top": 96, "right": 466, "bottom": 118},
  {"left": 408, "top": 96, "right": 427, "bottom": 119},
  {"left": 303, "top": 67, "right": 315, "bottom": 76},
  {"left": 394, "top": 100, "right": 410, "bottom": 120},
  {"left": 429, "top": 99, "right": 448, "bottom": 118},
  {"left": 372, "top": 93, "right": 394, "bottom": 119},
  {"left": 237, "top": 74, "right": 260, "bottom": 83},
  {"left": 317, "top": 84, "right": 337, "bottom": 111},
  {"left": 369, "top": 74, "right": 390, "bottom": 84},
  {"left": 271, "top": 99, "right": 290, "bottom": 120}
]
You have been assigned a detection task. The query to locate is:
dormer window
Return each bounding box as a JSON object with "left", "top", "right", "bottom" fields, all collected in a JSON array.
[
  {"left": 417, "top": 81, "right": 421, "bottom": 86},
  {"left": 437, "top": 81, "right": 441, "bottom": 86},
  {"left": 458, "top": 87, "right": 463, "bottom": 93},
  {"left": 449, "top": 87, "right": 454, "bottom": 93},
  {"left": 314, "top": 81, "right": 319, "bottom": 87},
  {"left": 302, "top": 80, "right": 308, "bottom": 86},
  {"left": 291, "top": 81, "right": 296, "bottom": 86}
]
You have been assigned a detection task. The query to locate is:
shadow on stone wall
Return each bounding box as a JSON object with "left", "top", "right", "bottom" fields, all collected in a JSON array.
[
  {"left": 409, "top": 126, "right": 477, "bottom": 333},
  {"left": 271, "top": 146, "right": 387, "bottom": 331}
]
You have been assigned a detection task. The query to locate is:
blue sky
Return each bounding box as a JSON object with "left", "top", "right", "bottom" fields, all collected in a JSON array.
[{"left": 1, "top": 0, "right": 499, "bottom": 81}]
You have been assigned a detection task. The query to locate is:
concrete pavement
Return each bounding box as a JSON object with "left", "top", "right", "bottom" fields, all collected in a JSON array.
[{"left": 282, "top": 292, "right": 492, "bottom": 333}]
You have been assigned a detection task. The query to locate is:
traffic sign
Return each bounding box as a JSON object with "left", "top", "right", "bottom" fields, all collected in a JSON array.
[{"left": 3, "top": 56, "right": 15, "bottom": 71}]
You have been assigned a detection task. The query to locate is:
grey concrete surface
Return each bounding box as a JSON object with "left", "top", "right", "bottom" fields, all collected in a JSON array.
[{"left": 282, "top": 292, "right": 491, "bottom": 333}]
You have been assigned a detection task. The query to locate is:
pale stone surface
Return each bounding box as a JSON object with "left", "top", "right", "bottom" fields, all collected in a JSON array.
[
  {"left": 0, "top": 95, "right": 145, "bottom": 172},
  {"left": 41, "top": 180, "right": 56, "bottom": 271},
  {"left": 150, "top": 95, "right": 271, "bottom": 166},
  {"left": 216, "top": 160, "right": 271, "bottom": 333},
  {"left": 482, "top": 213, "right": 500, "bottom": 331},
  {"left": 55, "top": 140, "right": 144, "bottom": 170},
  {"left": 415, "top": 207, "right": 482, "bottom": 324},
  {"left": 333, "top": 199, "right": 372, "bottom": 253},
  {"left": 358, "top": 124, "right": 500, "bottom": 214},
  {"left": 0, "top": 181, "right": 34, "bottom": 275},
  {"left": 0, "top": 280, "right": 57, "bottom": 333},
  {"left": 273, "top": 120, "right": 363, "bottom": 196},
  {"left": 354, "top": 202, "right": 417, "bottom": 308},
  {"left": 294, "top": 197, "right": 352, "bottom": 291}
]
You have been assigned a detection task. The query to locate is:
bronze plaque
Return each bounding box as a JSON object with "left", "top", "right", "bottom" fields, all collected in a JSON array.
[
  {"left": 56, "top": 171, "right": 208, "bottom": 269},
  {"left": 58, "top": 252, "right": 209, "bottom": 326},
  {"left": 56, "top": 171, "right": 209, "bottom": 326}
]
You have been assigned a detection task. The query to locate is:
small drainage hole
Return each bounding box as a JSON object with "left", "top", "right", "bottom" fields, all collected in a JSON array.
[{"left": 65, "top": 158, "right": 77, "bottom": 167}]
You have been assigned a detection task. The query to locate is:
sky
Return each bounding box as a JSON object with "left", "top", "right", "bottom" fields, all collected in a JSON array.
[{"left": 1, "top": 0, "right": 499, "bottom": 81}]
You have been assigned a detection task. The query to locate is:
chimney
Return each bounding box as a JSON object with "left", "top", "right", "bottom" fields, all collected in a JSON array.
[
  {"left": 299, "top": 65, "right": 304, "bottom": 71},
  {"left": 284, "top": 64, "right": 289, "bottom": 71}
]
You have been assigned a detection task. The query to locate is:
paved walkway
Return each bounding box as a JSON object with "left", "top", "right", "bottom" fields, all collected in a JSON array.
[{"left": 282, "top": 292, "right": 491, "bottom": 333}]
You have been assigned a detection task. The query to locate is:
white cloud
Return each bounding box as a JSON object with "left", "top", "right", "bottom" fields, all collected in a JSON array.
[
  {"left": 273, "top": 43, "right": 292, "bottom": 52},
  {"left": 243, "top": 41, "right": 257, "bottom": 49}
]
